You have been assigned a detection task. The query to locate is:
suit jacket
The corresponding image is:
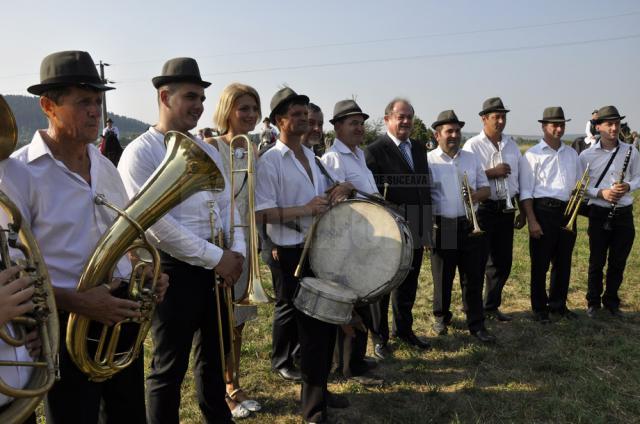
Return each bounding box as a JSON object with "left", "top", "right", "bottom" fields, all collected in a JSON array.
[{"left": 364, "top": 134, "right": 433, "bottom": 247}]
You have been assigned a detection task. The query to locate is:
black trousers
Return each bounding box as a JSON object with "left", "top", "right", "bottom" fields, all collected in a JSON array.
[
  {"left": 529, "top": 200, "right": 576, "bottom": 313},
  {"left": 45, "top": 312, "right": 146, "bottom": 424},
  {"left": 477, "top": 201, "right": 515, "bottom": 311},
  {"left": 275, "top": 246, "right": 337, "bottom": 423},
  {"left": 270, "top": 247, "right": 300, "bottom": 371},
  {"left": 587, "top": 205, "right": 635, "bottom": 309},
  {"left": 430, "top": 217, "right": 487, "bottom": 332},
  {"left": 146, "top": 256, "right": 231, "bottom": 424},
  {"left": 371, "top": 248, "right": 423, "bottom": 344},
  {"left": 334, "top": 304, "right": 373, "bottom": 377}
]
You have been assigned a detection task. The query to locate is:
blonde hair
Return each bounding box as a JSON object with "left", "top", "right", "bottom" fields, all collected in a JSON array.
[{"left": 213, "top": 83, "right": 261, "bottom": 135}]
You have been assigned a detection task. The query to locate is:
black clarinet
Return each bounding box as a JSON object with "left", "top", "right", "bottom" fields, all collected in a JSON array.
[{"left": 603, "top": 145, "right": 632, "bottom": 231}]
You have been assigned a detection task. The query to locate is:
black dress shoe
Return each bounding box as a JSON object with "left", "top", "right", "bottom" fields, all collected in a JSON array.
[
  {"left": 486, "top": 309, "right": 513, "bottom": 322},
  {"left": 470, "top": 328, "right": 496, "bottom": 343},
  {"left": 586, "top": 306, "right": 599, "bottom": 319},
  {"left": 553, "top": 308, "right": 578, "bottom": 320},
  {"left": 373, "top": 343, "right": 390, "bottom": 360},
  {"left": 532, "top": 311, "right": 550, "bottom": 324},
  {"left": 275, "top": 366, "right": 302, "bottom": 382},
  {"left": 363, "top": 356, "right": 379, "bottom": 369},
  {"left": 327, "top": 392, "right": 350, "bottom": 408},
  {"left": 605, "top": 306, "right": 625, "bottom": 318},
  {"left": 432, "top": 321, "right": 448, "bottom": 336},
  {"left": 397, "top": 333, "right": 431, "bottom": 350}
]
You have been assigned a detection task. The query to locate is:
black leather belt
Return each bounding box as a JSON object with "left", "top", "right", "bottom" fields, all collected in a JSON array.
[
  {"left": 533, "top": 197, "right": 567, "bottom": 209},
  {"left": 480, "top": 197, "right": 517, "bottom": 212}
]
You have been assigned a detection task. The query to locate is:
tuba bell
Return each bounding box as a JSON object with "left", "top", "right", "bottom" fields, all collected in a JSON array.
[
  {"left": 66, "top": 131, "right": 225, "bottom": 382},
  {"left": 0, "top": 94, "right": 59, "bottom": 424}
]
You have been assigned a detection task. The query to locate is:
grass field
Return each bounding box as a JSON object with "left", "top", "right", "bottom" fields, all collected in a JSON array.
[{"left": 144, "top": 192, "right": 640, "bottom": 424}]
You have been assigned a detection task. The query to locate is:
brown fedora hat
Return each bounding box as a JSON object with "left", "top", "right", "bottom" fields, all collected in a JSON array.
[
  {"left": 431, "top": 109, "right": 465, "bottom": 130},
  {"left": 479, "top": 97, "right": 510, "bottom": 116},
  {"left": 27, "top": 50, "right": 113, "bottom": 95},
  {"left": 593, "top": 105, "right": 625, "bottom": 124},
  {"left": 329, "top": 99, "right": 369, "bottom": 125},
  {"left": 538, "top": 106, "right": 571, "bottom": 123},
  {"left": 152, "top": 57, "right": 211, "bottom": 89},
  {"left": 269, "top": 87, "right": 309, "bottom": 123}
]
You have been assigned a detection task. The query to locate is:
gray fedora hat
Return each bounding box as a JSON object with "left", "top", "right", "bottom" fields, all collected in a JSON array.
[
  {"left": 269, "top": 87, "right": 309, "bottom": 123},
  {"left": 431, "top": 110, "right": 465, "bottom": 130},
  {"left": 593, "top": 105, "right": 625, "bottom": 124},
  {"left": 152, "top": 57, "right": 211, "bottom": 89},
  {"left": 329, "top": 99, "right": 369, "bottom": 125},
  {"left": 538, "top": 106, "right": 571, "bottom": 123},
  {"left": 479, "top": 97, "right": 510, "bottom": 116},
  {"left": 27, "top": 50, "right": 113, "bottom": 95}
]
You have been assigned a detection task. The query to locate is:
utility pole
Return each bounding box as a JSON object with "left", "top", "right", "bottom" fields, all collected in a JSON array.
[{"left": 96, "top": 60, "right": 111, "bottom": 129}]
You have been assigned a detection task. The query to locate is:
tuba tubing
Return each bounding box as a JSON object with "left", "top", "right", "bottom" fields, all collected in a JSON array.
[{"left": 66, "top": 131, "right": 225, "bottom": 381}]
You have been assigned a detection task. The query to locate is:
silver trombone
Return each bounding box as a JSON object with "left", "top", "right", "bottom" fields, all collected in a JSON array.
[{"left": 491, "top": 145, "right": 517, "bottom": 213}]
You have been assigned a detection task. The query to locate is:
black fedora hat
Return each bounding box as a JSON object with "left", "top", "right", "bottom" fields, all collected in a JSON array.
[
  {"left": 431, "top": 110, "right": 465, "bottom": 130},
  {"left": 329, "top": 99, "right": 369, "bottom": 125},
  {"left": 593, "top": 105, "right": 625, "bottom": 124},
  {"left": 479, "top": 97, "right": 510, "bottom": 116},
  {"left": 538, "top": 106, "right": 571, "bottom": 123},
  {"left": 27, "top": 50, "right": 113, "bottom": 95},
  {"left": 269, "top": 87, "right": 309, "bottom": 123},
  {"left": 152, "top": 57, "right": 211, "bottom": 89}
]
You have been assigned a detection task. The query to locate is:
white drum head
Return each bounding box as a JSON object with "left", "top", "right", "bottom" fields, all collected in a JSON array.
[{"left": 309, "top": 200, "right": 403, "bottom": 299}]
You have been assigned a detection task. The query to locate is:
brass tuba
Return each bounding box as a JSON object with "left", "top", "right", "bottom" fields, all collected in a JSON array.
[
  {"left": 66, "top": 131, "right": 225, "bottom": 382},
  {"left": 0, "top": 94, "right": 59, "bottom": 424}
]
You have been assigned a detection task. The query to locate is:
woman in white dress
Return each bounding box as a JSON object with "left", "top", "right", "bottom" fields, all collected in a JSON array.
[{"left": 208, "top": 83, "right": 262, "bottom": 419}]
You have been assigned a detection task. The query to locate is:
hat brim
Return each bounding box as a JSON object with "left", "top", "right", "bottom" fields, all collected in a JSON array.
[
  {"left": 269, "top": 94, "right": 310, "bottom": 124},
  {"left": 27, "top": 81, "right": 114, "bottom": 96},
  {"left": 431, "top": 120, "right": 465, "bottom": 130},
  {"left": 479, "top": 108, "right": 510, "bottom": 116},
  {"left": 329, "top": 111, "right": 370, "bottom": 125},
  {"left": 152, "top": 76, "right": 212, "bottom": 89},
  {"left": 538, "top": 118, "right": 571, "bottom": 123},
  {"left": 594, "top": 115, "right": 625, "bottom": 124}
]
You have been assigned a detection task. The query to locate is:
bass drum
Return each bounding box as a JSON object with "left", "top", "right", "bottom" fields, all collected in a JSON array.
[{"left": 309, "top": 199, "right": 413, "bottom": 304}]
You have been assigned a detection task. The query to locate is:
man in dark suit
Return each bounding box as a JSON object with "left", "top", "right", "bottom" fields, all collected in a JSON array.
[{"left": 364, "top": 98, "right": 433, "bottom": 357}]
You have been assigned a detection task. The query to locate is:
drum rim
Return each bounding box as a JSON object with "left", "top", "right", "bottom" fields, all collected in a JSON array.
[{"left": 299, "top": 277, "right": 358, "bottom": 302}]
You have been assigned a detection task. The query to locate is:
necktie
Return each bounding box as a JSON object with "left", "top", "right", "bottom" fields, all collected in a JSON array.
[{"left": 399, "top": 141, "right": 414, "bottom": 170}]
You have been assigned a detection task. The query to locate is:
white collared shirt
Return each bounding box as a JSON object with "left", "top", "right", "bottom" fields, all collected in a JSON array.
[
  {"left": 0, "top": 158, "right": 33, "bottom": 407},
  {"left": 427, "top": 147, "right": 489, "bottom": 218},
  {"left": 255, "top": 140, "right": 333, "bottom": 246},
  {"left": 579, "top": 141, "right": 640, "bottom": 208},
  {"left": 519, "top": 139, "right": 582, "bottom": 202},
  {"left": 102, "top": 126, "right": 120, "bottom": 139},
  {"left": 118, "top": 127, "right": 245, "bottom": 269},
  {"left": 320, "top": 138, "right": 378, "bottom": 195},
  {"left": 12, "top": 131, "right": 132, "bottom": 290},
  {"left": 462, "top": 130, "right": 520, "bottom": 199}
]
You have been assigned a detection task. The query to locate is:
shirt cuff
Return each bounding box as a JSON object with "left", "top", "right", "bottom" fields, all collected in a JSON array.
[
  {"left": 587, "top": 187, "right": 599, "bottom": 199},
  {"left": 255, "top": 201, "right": 277, "bottom": 212},
  {"left": 203, "top": 242, "right": 224, "bottom": 269}
]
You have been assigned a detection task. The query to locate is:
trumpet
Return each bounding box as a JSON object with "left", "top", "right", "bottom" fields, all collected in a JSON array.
[
  {"left": 563, "top": 164, "right": 591, "bottom": 233},
  {"left": 461, "top": 172, "right": 484, "bottom": 237},
  {"left": 0, "top": 94, "right": 59, "bottom": 424},
  {"left": 66, "top": 131, "right": 225, "bottom": 382},
  {"left": 228, "top": 134, "right": 273, "bottom": 305},
  {"left": 491, "top": 145, "right": 516, "bottom": 213}
]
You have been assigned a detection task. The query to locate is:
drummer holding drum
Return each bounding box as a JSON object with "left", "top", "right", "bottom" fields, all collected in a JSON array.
[
  {"left": 427, "top": 110, "right": 496, "bottom": 343},
  {"left": 254, "top": 87, "right": 354, "bottom": 424}
]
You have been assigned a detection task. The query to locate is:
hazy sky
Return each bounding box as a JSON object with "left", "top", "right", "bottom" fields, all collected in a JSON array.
[{"left": 2, "top": 0, "right": 639, "bottom": 136}]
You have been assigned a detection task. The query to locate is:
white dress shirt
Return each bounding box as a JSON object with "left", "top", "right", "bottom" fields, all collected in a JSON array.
[
  {"left": 579, "top": 141, "right": 640, "bottom": 208},
  {"left": 428, "top": 147, "right": 489, "bottom": 219},
  {"left": 320, "top": 138, "right": 378, "bottom": 195},
  {"left": 255, "top": 140, "right": 333, "bottom": 247},
  {"left": 103, "top": 125, "right": 120, "bottom": 139},
  {"left": 118, "top": 127, "right": 245, "bottom": 270},
  {"left": 0, "top": 158, "right": 33, "bottom": 407},
  {"left": 519, "top": 140, "right": 582, "bottom": 202},
  {"left": 462, "top": 131, "right": 520, "bottom": 199},
  {"left": 12, "top": 131, "right": 132, "bottom": 290}
]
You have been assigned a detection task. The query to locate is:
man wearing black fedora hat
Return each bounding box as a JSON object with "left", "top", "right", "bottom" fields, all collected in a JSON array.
[
  {"left": 519, "top": 107, "right": 582, "bottom": 323},
  {"left": 255, "top": 87, "right": 354, "bottom": 423},
  {"left": 579, "top": 105, "right": 640, "bottom": 318},
  {"left": 364, "top": 98, "right": 433, "bottom": 356},
  {"left": 12, "top": 50, "right": 169, "bottom": 423},
  {"left": 321, "top": 99, "right": 383, "bottom": 386},
  {"left": 428, "top": 110, "right": 495, "bottom": 343},
  {"left": 463, "top": 97, "right": 522, "bottom": 322},
  {"left": 118, "top": 57, "right": 245, "bottom": 424}
]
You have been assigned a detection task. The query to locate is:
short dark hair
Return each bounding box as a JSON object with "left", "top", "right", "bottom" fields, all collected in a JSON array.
[
  {"left": 273, "top": 98, "right": 309, "bottom": 127},
  {"left": 40, "top": 86, "right": 73, "bottom": 105},
  {"left": 307, "top": 102, "right": 322, "bottom": 114}
]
